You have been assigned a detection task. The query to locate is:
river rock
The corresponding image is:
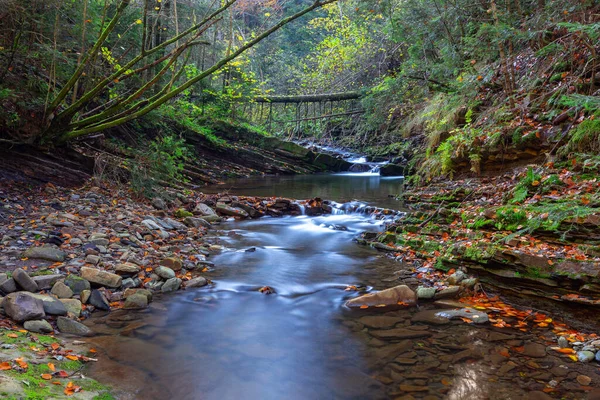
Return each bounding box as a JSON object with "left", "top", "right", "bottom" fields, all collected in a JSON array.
[
  {"left": 22, "top": 246, "right": 66, "bottom": 262},
  {"left": 523, "top": 343, "right": 547, "bottom": 358},
  {"left": 379, "top": 163, "right": 404, "bottom": 176},
  {"left": 434, "top": 286, "right": 460, "bottom": 299},
  {"left": 577, "top": 375, "right": 592, "bottom": 386},
  {"left": 597, "top": 351, "right": 600, "bottom": 362},
  {"left": 64, "top": 275, "right": 91, "bottom": 294},
  {"left": 184, "top": 277, "right": 208, "bottom": 288},
  {"left": 115, "top": 262, "right": 140, "bottom": 275},
  {"left": 358, "top": 316, "right": 403, "bottom": 329},
  {"left": 124, "top": 288, "right": 152, "bottom": 302},
  {"left": 60, "top": 299, "right": 82, "bottom": 317},
  {"left": 346, "top": 285, "right": 416, "bottom": 309},
  {"left": 32, "top": 274, "right": 63, "bottom": 290},
  {"left": 411, "top": 310, "right": 452, "bottom": 325},
  {"left": 151, "top": 197, "right": 166, "bottom": 210},
  {"left": 0, "top": 278, "right": 17, "bottom": 294},
  {"left": 447, "top": 270, "right": 466, "bottom": 285},
  {"left": 80, "top": 267, "right": 122, "bottom": 288},
  {"left": 124, "top": 293, "right": 148, "bottom": 309},
  {"left": 80, "top": 289, "right": 91, "bottom": 304},
  {"left": 160, "top": 257, "right": 183, "bottom": 271},
  {"left": 4, "top": 292, "right": 45, "bottom": 322},
  {"left": 57, "top": 316, "right": 93, "bottom": 336},
  {"left": 85, "top": 254, "right": 101, "bottom": 265},
  {"left": 216, "top": 203, "right": 249, "bottom": 218},
  {"left": 577, "top": 350, "right": 595, "bottom": 362},
  {"left": 12, "top": 268, "right": 38, "bottom": 292},
  {"left": 557, "top": 336, "right": 569, "bottom": 348},
  {"left": 89, "top": 289, "right": 110, "bottom": 311},
  {"left": 434, "top": 308, "right": 489, "bottom": 324},
  {"left": 194, "top": 203, "right": 216, "bottom": 216},
  {"left": 155, "top": 266, "right": 175, "bottom": 280},
  {"left": 416, "top": 286, "right": 436, "bottom": 299},
  {"left": 184, "top": 217, "right": 211, "bottom": 228},
  {"left": 26, "top": 293, "right": 67, "bottom": 315},
  {"left": 161, "top": 277, "right": 182, "bottom": 293},
  {"left": 370, "top": 328, "right": 432, "bottom": 340},
  {"left": 24, "top": 319, "right": 53, "bottom": 333},
  {"left": 200, "top": 215, "right": 223, "bottom": 223},
  {"left": 51, "top": 281, "right": 74, "bottom": 299}
]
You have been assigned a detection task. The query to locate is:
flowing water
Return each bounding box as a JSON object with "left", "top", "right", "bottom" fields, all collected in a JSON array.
[{"left": 85, "top": 173, "right": 600, "bottom": 400}]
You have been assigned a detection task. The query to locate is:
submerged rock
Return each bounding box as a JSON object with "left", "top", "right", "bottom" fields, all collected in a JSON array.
[{"left": 346, "top": 285, "right": 417, "bottom": 309}]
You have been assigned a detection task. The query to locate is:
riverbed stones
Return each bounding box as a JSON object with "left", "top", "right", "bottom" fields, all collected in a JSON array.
[
  {"left": 80, "top": 267, "right": 122, "bottom": 288},
  {"left": 370, "top": 328, "right": 432, "bottom": 340},
  {"left": 27, "top": 293, "right": 67, "bottom": 315},
  {"left": 577, "top": 375, "right": 592, "bottom": 386},
  {"left": 434, "top": 308, "right": 489, "bottom": 324},
  {"left": 155, "top": 266, "right": 175, "bottom": 280},
  {"left": 161, "top": 277, "right": 182, "bottom": 293},
  {"left": 558, "top": 336, "right": 569, "bottom": 348},
  {"left": 3, "top": 292, "right": 45, "bottom": 322},
  {"left": 416, "top": 286, "right": 436, "bottom": 300},
  {"left": 346, "top": 285, "right": 417, "bottom": 309},
  {"left": 194, "top": 203, "right": 216, "bottom": 216},
  {"left": 51, "top": 281, "right": 74, "bottom": 299},
  {"left": 216, "top": 203, "right": 249, "bottom": 218},
  {"left": 411, "top": 310, "right": 451, "bottom": 325},
  {"left": 358, "top": 316, "right": 403, "bottom": 329},
  {"left": 64, "top": 275, "right": 91, "bottom": 294},
  {"left": 577, "top": 350, "right": 595, "bottom": 362},
  {"left": 124, "top": 288, "right": 152, "bottom": 303},
  {"left": 0, "top": 278, "right": 17, "bottom": 294},
  {"left": 447, "top": 270, "right": 466, "bottom": 285},
  {"left": 24, "top": 319, "right": 53, "bottom": 333},
  {"left": 160, "top": 257, "right": 183, "bottom": 271},
  {"left": 60, "top": 299, "right": 82, "bottom": 317},
  {"left": 124, "top": 293, "right": 148, "bottom": 309},
  {"left": 80, "top": 289, "right": 91, "bottom": 304},
  {"left": 523, "top": 343, "right": 547, "bottom": 358},
  {"left": 56, "top": 316, "right": 93, "bottom": 336},
  {"left": 32, "top": 274, "right": 63, "bottom": 290},
  {"left": 184, "top": 276, "right": 208, "bottom": 288},
  {"left": 22, "top": 246, "right": 66, "bottom": 262},
  {"left": 151, "top": 197, "right": 166, "bottom": 210},
  {"left": 89, "top": 289, "right": 110, "bottom": 311},
  {"left": 115, "top": 262, "right": 141, "bottom": 275},
  {"left": 434, "top": 286, "right": 460, "bottom": 299},
  {"left": 12, "top": 268, "right": 38, "bottom": 292},
  {"left": 85, "top": 254, "right": 101, "bottom": 265},
  {"left": 184, "top": 217, "right": 211, "bottom": 228}
]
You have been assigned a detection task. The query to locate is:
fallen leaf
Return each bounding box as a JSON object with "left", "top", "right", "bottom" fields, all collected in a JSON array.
[
  {"left": 48, "top": 363, "right": 55, "bottom": 372},
  {"left": 7, "top": 333, "right": 18, "bottom": 338},
  {"left": 41, "top": 374, "right": 52, "bottom": 380},
  {"left": 0, "top": 362, "right": 12, "bottom": 370},
  {"left": 66, "top": 355, "right": 79, "bottom": 361}
]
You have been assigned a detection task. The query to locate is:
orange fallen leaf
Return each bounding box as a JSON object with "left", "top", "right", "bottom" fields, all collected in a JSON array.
[
  {"left": 89, "top": 349, "right": 97, "bottom": 354},
  {"left": 48, "top": 363, "right": 56, "bottom": 372},
  {"left": 66, "top": 355, "right": 79, "bottom": 361},
  {"left": 7, "top": 333, "right": 18, "bottom": 338},
  {"left": 359, "top": 305, "right": 368, "bottom": 309},
  {"left": 15, "top": 358, "right": 28, "bottom": 369},
  {"left": 0, "top": 362, "right": 11, "bottom": 370},
  {"left": 52, "top": 381, "right": 62, "bottom": 385},
  {"left": 551, "top": 347, "right": 576, "bottom": 354},
  {"left": 41, "top": 374, "right": 52, "bottom": 380},
  {"left": 51, "top": 343, "right": 60, "bottom": 350}
]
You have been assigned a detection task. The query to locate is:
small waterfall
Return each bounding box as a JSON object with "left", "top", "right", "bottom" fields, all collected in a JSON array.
[{"left": 293, "top": 202, "right": 306, "bottom": 215}]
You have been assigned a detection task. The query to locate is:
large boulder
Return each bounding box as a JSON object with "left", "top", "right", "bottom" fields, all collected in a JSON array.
[
  {"left": 379, "top": 164, "right": 405, "bottom": 177},
  {"left": 27, "top": 293, "right": 68, "bottom": 315},
  {"left": 124, "top": 293, "right": 148, "bottom": 309},
  {"left": 22, "top": 246, "right": 66, "bottom": 262},
  {"left": 4, "top": 292, "right": 45, "bottom": 322},
  {"left": 60, "top": 299, "right": 82, "bottom": 317},
  {"left": 56, "top": 317, "right": 93, "bottom": 336},
  {"left": 80, "top": 267, "right": 122, "bottom": 288},
  {"left": 12, "top": 268, "right": 38, "bottom": 292},
  {"left": 346, "top": 285, "right": 417, "bottom": 309}
]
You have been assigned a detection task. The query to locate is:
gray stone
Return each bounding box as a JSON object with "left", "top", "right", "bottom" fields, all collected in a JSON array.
[
  {"left": 51, "top": 281, "right": 73, "bottom": 299},
  {"left": 26, "top": 293, "right": 67, "bottom": 315},
  {"left": 184, "top": 217, "right": 211, "bottom": 228},
  {"left": 346, "top": 285, "right": 417, "bottom": 309},
  {"left": 115, "top": 262, "right": 140, "bottom": 275},
  {"left": 160, "top": 257, "right": 183, "bottom": 271},
  {"left": 85, "top": 255, "right": 101, "bottom": 265},
  {"left": 64, "top": 275, "right": 91, "bottom": 294},
  {"left": 124, "top": 293, "right": 148, "bottom": 309},
  {"left": 22, "top": 246, "right": 66, "bottom": 262},
  {"left": 31, "top": 274, "right": 63, "bottom": 290},
  {"left": 199, "top": 215, "right": 223, "bottom": 223},
  {"left": 141, "top": 219, "right": 162, "bottom": 231},
  {"left": 89, "top": 289, "right": 110, "bottom": 311},
  {"left": 80, "top": 290, "right": 91, "bottom": 304},
  {"left": 121, "top": 278, "right": 136, "bottom": 289},
  {"left": 596, "top": 351, "right": 600, "bottom": 362},
  {"left": 23, "top": 319, "right": 53, "bottom": 333},
  {"left": 434, "top": 286, "right": 460, "bottom": 299},
  {"left": 56, "top": 316, "right": 93, "bottom": 336},
  {"left": 411, "top": 310, "right": 452, "bottom": 325},
  {"left": 435, "top": 308, "right": 489, "bottom": 324},
  {"left": 60, "top": 299, "right": 82, "bottom": 317},
  {"left": 379, "top": 163, "right": 404, "bottom": 177},
  {"left": 161, "top": 277, "right": 182, "bottom": 293},
  {"left": 523, "top": 343, "right": 547, "bottom": 358},
  {"left": 155, "top": 266, "right": 175, "bottom": 280},
  {"left": 416, "top": 286, "right": 436, "bottom": 299},
  {"left": 163, "top": 218, "right": 187, "bottom": 230},
  {"left": 124, "top": 288, "right": 152, "bottom": 302},
  {"left": 89, "top": 238, "right": 109, "bottom": 246},
  {"left": 151, "top": 197, "right": 166, "bottom": 210},
  {"left": 12, "top": 268, "right": 38, "bottom": 292},
  {"left": 215, "top": 203, "right": 249, "bottom": 218},
  {"left": 558, "top": 336, "right": 569, "bottom": 348},
  {"left": 4, "top": 292, "right": 45, "bottom": 322},
  {"left": 577, "top": 350, "right": 595, "bottom": 362},
  {"left": 194, "top": 203, "right": 216, "bottom": 216},
  {"left": 80, "top": 267, "right": 122, "bottom": 288},
  {"left": 460, "top": 278, "right": 479, "bottom": 289},
  {"left": 184, "top": 276, "right": 208, "bottom": 288},
  {"left": 0, "top": 278, "right": 17, "bottom": 294},
  {"left": 447, "top": 270, "right": 466, "bottom": 285}
]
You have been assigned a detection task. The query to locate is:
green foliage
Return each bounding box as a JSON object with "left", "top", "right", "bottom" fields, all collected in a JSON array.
[
  {"left": 559, "top": 115, "right": 600, "bottom": 156},
  {"left": 509, "top": 167, "right": 542, "bottom": 204}
]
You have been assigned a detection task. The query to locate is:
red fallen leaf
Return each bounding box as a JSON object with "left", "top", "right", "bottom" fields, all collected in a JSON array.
[
  {"left": 57, "top": 370, "right": 69, "bottom": 378},
  {"left": 51, "top": 343, "right": 60, "bottom": 350},
  {"left": 499, "top": 349, "right": 510, "bottom": 357},
  {"left": 52, "top": 381, "right": 62, "bottom": 385}
]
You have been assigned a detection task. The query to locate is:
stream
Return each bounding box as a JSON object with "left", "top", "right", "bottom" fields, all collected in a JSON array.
[{"left": 84, "top": 171, "right": 599, "bottom": 399}]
